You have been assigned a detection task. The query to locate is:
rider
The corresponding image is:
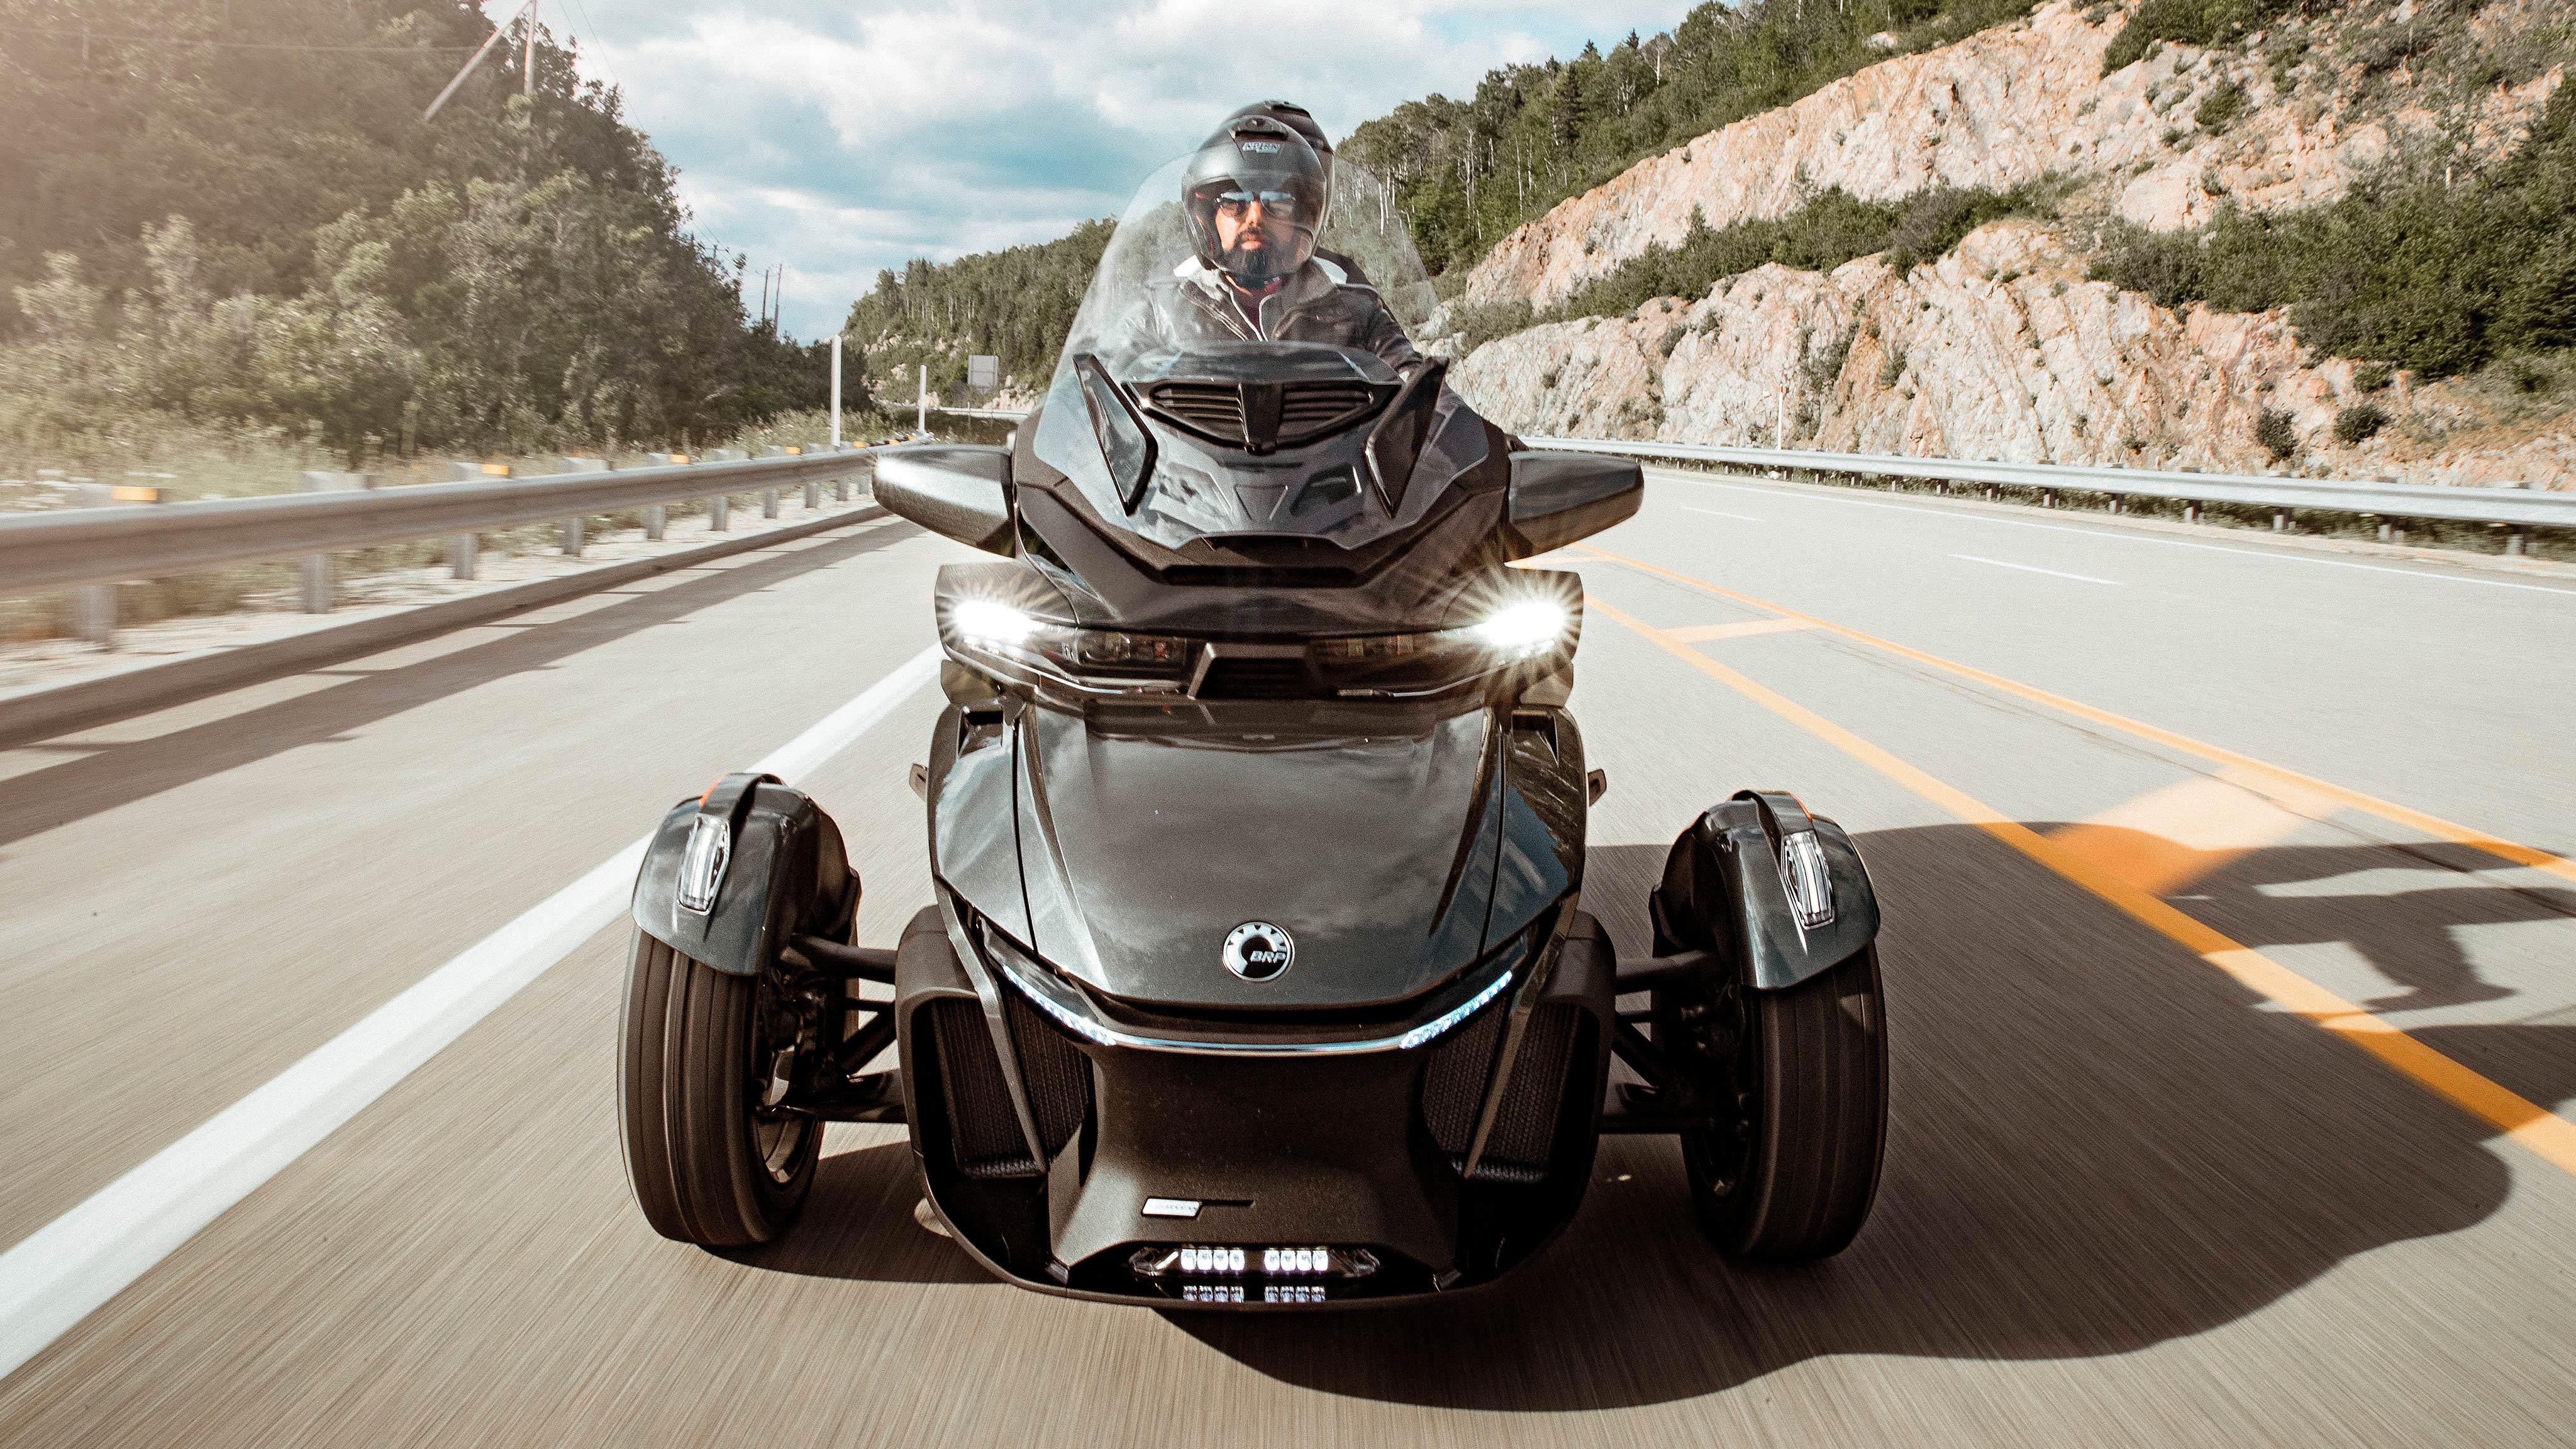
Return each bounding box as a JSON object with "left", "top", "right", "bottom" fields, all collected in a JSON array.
[
  {"left": 1113, "top": 115, "right": 1418, "bottom": 374},
  {"left": 1219, "top": 100, "right": 1372, "bottom": 289}
]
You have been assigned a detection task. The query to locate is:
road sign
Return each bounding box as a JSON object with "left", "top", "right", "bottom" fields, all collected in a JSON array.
[{"left": 968, "top": 355, "right": 999, "bottom": 392}]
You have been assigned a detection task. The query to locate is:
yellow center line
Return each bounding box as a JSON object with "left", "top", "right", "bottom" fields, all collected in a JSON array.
[
  {"left": 1587, "top": 594, "right": 2576, "bottom": 1179},
  {"left": 1575, "top": 544, "right": 2576, "bottom": 888}
]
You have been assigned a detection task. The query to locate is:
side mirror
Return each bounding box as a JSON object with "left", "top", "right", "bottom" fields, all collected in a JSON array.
[
  {"left": 1502, "top": 451, "right": 1643, "bottom": 559},
  {"left": 874, "top": 445, "right": 1014, "bottom": 555}
]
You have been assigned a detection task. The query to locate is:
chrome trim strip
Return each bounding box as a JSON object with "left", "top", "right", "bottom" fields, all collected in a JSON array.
[{"left": 980, "top": 928, "right": 1513, "bottom": 1058}]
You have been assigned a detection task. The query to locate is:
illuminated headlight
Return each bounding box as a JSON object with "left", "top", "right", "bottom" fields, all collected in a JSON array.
[
  {"left": 1131, "top": 1244, "right": 1380, "bottom": 1284},
  {"left": 952, "top": 597, "right": 1036, "bottom": 648},
  {"left": 937, "top": 596, "right": 1196, "bottom": 692},
  {"left": 1396, "top": 969, "right": 1513, "bottom": 1050},
  {"left": 1471, "top": 599, "right": 1569, "bottom": 658}
]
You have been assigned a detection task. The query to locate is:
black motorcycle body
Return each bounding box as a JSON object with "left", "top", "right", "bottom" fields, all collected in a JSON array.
[{"left": 616, "top": 150, "right": 1887, "bottom": 1305}]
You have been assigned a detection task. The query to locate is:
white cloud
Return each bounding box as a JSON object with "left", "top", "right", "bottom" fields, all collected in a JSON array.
[{"left": 555, "top": 0, "right": 1696, "bottom": 336}]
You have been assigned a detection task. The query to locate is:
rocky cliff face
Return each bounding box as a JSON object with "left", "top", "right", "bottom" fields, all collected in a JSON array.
[
  {"left": 1457, "top": 0, "right": 2561, "bottom": 314},
  {"left": 1455, "top": 221, "right": 2576, "bottom": 489}
]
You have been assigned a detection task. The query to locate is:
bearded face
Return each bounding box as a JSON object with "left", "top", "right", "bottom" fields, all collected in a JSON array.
[{"left": 1196, "top": 187, "right": 1314, "bottom": 287}]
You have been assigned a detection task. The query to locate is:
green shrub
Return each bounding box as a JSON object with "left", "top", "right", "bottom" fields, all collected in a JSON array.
[
  {"left": 2256, "top": 406, "right": 2299, "bottom": 460},
  {"left": 2332, "top": 402, "right": 2389, "bottom": 444},
  {"left": 2353, "top": 361, "right": 2394, "bottom": 392},
  {"left": 2083, "top": 85, "right": 2576, "bottom": 379},
  {"left": 2104, "top": 0, "right": 2296, "bottom": 74},
  {"left": 2196, "top": 80, "right": 2248, "bottom": 130}
]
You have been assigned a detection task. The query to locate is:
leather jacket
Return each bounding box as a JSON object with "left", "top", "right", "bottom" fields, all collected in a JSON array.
[{"left": 1108, "top": 257, "right": 1420, "bottom": 375}]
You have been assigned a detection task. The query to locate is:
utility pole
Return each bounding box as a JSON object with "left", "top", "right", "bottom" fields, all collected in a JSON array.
[
  {"left": 830, "top": 335, "right": 843, "bottom": 446},
  {"left": 917, "top": 364, "right": 928, "bottom": 435},
  {"left": 423, "top": 0, "right": 535, "bottom": 122},
  {"left": 522, "top": 0, "right": 536, "bottom": 97}
]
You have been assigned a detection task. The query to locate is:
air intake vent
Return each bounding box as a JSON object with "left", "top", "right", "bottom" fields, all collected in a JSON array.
[
  {"left": 1420, "top": 1005, "right": 1505, "bottom": 1157},
  {"left": 1148, "top": 383, "right": 1245, "bottom": 437},
  {"left": 1004, "top": 990, "right": 1091, "bottom": 1158},
  {"left": 1145, "top": 380, "right": 1391, "bottom": 451},
  {"left": 1277, "top": 382, "right": 1382, "bottom": 441},
  {"left": 1473, "top": 1005, "right": 1579, "bottom": 1184},
  {"left": 927, "top": 998, "right": 1040, "bottom": 1179}
]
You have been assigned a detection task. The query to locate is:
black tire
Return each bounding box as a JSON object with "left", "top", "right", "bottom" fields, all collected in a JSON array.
[
  {"left": 1665, "top": 945, "right": 1886, "bottom": 1261},
  {"left": 618, "top": 931, "right": 818, "bottom": 1246}
]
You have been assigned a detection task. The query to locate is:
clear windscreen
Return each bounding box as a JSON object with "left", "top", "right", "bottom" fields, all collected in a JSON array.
[{"left": 1031, "top": 152, "right": 1486, "bottom": 552}]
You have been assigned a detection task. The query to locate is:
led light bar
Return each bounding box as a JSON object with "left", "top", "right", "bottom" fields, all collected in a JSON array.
[
  {"left": 1129, "top": 1245, "right": 1380, "bottom": 1284},
  {"left": 1396, "top": 969, "right": 1514, "bottom": 1050}
]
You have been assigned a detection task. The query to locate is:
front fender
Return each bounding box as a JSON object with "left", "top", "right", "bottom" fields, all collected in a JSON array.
[
  {"left": 631, "top": 772, "right": 858, "bottom": 974},
  {"left": 1652, "top": 790, "right": 1880, "bottom": 991}
]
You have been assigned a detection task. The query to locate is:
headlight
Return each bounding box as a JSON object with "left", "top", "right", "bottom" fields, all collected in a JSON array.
[
  {"left": 938, "top": 597, "right": 1197, "bottom": 692},
  {"left": 1470, "top": 600, "right": 1570, "bottom": 658},
  {"left": 935, "top": 572, "right": 1580, "bottom": 699}
]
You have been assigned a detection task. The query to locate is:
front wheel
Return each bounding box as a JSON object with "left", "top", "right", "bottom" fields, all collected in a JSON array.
[
  {"left": 1662, "top": 945, "right": 1886, "bottom": 1260},
  {"left": 618, "top": 933, "right": 819, "bottom": 1246}
]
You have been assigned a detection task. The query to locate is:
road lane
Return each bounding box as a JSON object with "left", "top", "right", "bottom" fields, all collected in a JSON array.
[
  {"left": 3, "top": 480, "right": 2572, "bottom": 1445},
  {"left": 0, "top": 514, "right": 944, "bottom": 1245}
]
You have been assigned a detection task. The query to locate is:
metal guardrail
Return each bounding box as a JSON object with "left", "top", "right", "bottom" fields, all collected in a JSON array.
[
  {"left": 1529, "top": 437, "right": 2576, "bottom": 533},
  {"left": 13, "top": 419, "right": 2565, "bottom": 603},
  {"left": 0, "top": 448, "right": 879, "bottom": 597},
  {"left": 902, "top": 406, "right": 2568, "bottom": 536}
]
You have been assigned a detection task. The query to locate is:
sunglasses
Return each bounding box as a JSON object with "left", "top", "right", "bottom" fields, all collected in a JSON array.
[{"left": 1206, "top": 189, "right": 1307, "bottom": 220}]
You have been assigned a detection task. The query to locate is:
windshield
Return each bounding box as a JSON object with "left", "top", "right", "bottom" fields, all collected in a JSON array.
[{"left": 1031, "top": 150, "right": 1487, "bottom": 553}]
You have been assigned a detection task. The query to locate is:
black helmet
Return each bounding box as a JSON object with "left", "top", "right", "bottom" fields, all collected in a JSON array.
[
  {"left": 1226, "top": 100, "right": 1333, "bottom": 213},
  {"left": 1183, "top": 116, "right": 1326, "bottom": 289}
]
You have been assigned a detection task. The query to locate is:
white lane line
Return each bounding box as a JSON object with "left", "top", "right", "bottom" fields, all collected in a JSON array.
[
  {"left": 1951, "top": 553, "right": 2122, "bottom": 586},
  {"left": 1655, "top": 472, "right": 2576, "bottom": 596},
  {"left": 1681, "top": 505, "right": 1767, "bottom": 523},
  {"left": 0, "top": 643, "right": 943, "bottom": 1384}
]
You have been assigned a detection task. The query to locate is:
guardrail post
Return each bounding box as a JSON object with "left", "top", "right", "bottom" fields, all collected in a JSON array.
[
  {"left": 760, "top": 445, "right": 797, "bottom": 517},
  {"left": 447, "top": 462, "right": 511, "bottom": 578},
  {"left": 2507, "top": 527, "right": 2530, "bottom": 556},
  {"left": 2042, "top": 489, "right": 2057, "bottom": 509},
  {"left": 72, "top": 482, "right": 117, "bottom": 646},
  {"left": 297, "top": 470, "right": 368, "bottom": 611},
  {"left": 558, "top": 457, "right": 608, "bottom": 555},
  {"left": 2273, "top": 509, "right": 2289, "bottom": 532},
  {"left": 2184, "top": 501, "right": 2200, "bottom": 525},
  {"left": 644, "top": 452, "right": 689, "bottom": 539},
  {"left": 705, "top": 448, "right": 745, "bottom": 530}
]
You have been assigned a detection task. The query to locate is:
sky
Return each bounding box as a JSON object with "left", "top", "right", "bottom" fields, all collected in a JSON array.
[{"left": 545, "top": 0, "right": 1699, "bottom": 339}]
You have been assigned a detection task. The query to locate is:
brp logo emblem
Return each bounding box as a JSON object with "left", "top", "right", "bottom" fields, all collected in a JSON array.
[{"left": 1222, "top": 922, "right": 1296, "bottom": 982}]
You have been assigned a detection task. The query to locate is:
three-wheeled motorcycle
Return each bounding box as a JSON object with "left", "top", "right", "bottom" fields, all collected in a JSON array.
[{"left": 615, "top": 141, "right": 1886, "bottom": 1307}]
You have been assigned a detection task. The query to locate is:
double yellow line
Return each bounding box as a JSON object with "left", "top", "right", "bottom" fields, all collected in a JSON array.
[{"left": 1577, "top": 543, "right": 2576, "bottom": 1177}]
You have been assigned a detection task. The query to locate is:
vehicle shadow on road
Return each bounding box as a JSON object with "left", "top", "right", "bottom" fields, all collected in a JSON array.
[
  {"left": 718, "top": 1138, "right": 989, "bottom": 1287},
  {"left": 1175, "top": 826, "right": 2575, "bottom": 1410},
  {"left": 0, "top": 516, "right": 911, "bottom": 850}
]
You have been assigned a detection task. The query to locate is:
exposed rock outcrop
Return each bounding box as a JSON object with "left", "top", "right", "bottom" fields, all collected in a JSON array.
[
  {"left": 1458, "top": 1, "right": 2561, "bottom": 314},
  {"left": 1455, "top": 222, "right": 2576, "bottom": 489}
]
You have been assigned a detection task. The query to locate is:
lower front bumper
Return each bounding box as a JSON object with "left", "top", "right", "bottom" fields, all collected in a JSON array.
[{"left": 892, "top": 901, "right": 1615, "bottom": 1307}]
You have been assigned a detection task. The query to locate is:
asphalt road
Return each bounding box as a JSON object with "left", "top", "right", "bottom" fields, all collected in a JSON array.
[{"left": 3, "top": 470, "right": 2572, "bottom": 1445}]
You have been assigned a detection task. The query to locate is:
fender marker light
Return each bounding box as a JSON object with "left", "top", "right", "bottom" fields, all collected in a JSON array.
[
  {"left": 1777, "top": 829, "right": 1836, "bottom": 930},
  {"left": 675, "top": 816, "right": 730, "bottom": 915},
  {"left": 1142, "top": 1198, "right": 1202, "bottom": 1219}
]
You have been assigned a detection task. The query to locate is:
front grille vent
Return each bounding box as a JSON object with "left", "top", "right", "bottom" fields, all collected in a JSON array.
[
  {"left": 1420, "top": 1005, "right": 1506, "bottom": 1157},
  {"left": 1144, "top": 380, "right": 1391, "bottom": 452},
  {"left": 1004, "top": 990, "right": 1091, "bottom": 1158},
  {"left": 1472, "top": 1005, "right": 1580, "bottom": 1183},
  {"left": 927, "top": 998, "right": 1040, "bottom": 1179},
  {"left": 1148, "top": 383, "right": 1244, "bottom": 436}
]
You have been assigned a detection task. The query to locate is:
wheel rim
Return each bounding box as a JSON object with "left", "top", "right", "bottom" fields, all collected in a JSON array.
[
  {"left": 748, "top": 971, "right": 813, "bottom": 1184},
  {"left": 1662, "top": 981, "right": 1757, "bottom": 1202}
]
